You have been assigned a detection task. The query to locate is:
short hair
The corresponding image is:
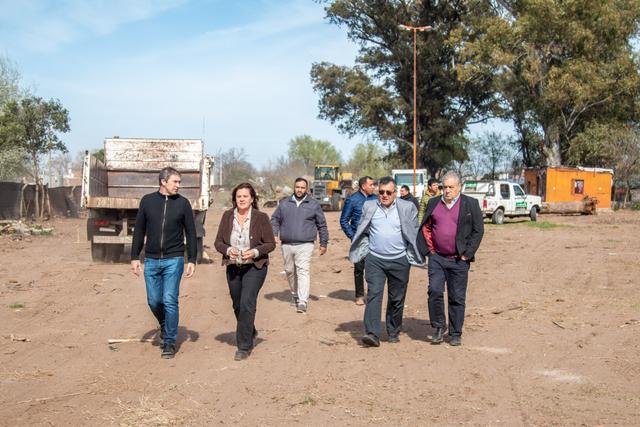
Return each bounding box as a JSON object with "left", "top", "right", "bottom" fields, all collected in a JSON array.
[
  {"left": 400, "top": 185, "right": 410, "bottom": 192},
  {"left": 231, "top": 182, "right": 259, "bottom": 210},
  {"left": 159, "top": 167, "right": 180, "bottom": 185},
  {"left": 441, "top": 171, "right": 461, "bottom": 185},
  {"left": 428, "top": 178, "right": 439, "bottom": 186},
  {"left": 294, "top": 177, "right": 308, "bottom": 187},
  {"left": 378, "top": 176, "right": 396, "bottom": 187},
  {"left": 358, "top": 175, "right": 373, "bottom": 188}
]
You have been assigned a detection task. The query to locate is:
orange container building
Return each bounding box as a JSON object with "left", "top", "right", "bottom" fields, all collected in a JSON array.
[{"left": 524, "top": 167, "right": 613, "bottom": 209}]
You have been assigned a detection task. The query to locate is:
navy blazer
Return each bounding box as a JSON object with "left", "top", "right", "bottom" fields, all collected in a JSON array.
[{"left": 416, "top": 194, "right": 484, "bottom": 261}]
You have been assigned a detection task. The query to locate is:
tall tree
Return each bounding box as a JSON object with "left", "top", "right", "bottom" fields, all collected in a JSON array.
[
  {"left": 311, "top": 0, "right": 497, "bottom": 175},
  {"left": 0, "top": 96, "right": 70, "bottom": 217},
  {"left": 0, "top": 56, "right": 31, "bottom": 181},
  {"left": 568, "top": 123, "right": 640, "bottom": 204},
  {"left": 287, "top": 135, "right": 342, "bottom": 168},
  {"left": 474, "top": 132, "right": 516, "bottom": 179},
  {"left": 459, "top": 0, "right": 640, "bottom": 166},
  {"left": 0, "top": 56, "right": 23, "bottom": 107},
  {"left": 217, "top": 147, "right": 255, "bottom": 189},
  {"left": 346, "top": 141, "right": 390, "bottom": 179}
]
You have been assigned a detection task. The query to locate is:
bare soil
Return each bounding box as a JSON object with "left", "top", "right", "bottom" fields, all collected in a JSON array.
[{"left": 1, "top": 209, "right": 639, "bottom": 426}]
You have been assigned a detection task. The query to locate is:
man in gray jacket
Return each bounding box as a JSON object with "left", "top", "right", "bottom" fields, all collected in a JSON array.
[
  {"left": 349, "top": 176, "right": 424, "bottom": 346},
  {"left": 271, "top": 177, "right": 329, "bottom": 313}
]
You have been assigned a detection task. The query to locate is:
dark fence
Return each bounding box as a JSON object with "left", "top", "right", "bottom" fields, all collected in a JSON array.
[{"left": 0, "top": 182, "right": 82, "bottom": 220}]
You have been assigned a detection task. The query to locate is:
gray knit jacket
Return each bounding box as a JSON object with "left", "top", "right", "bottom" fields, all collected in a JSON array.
[{"left": 270, "top": 195, "right": 329, "bottom": 247}]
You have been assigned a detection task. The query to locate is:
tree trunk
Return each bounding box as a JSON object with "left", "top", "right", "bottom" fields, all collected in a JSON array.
[
  {"left": 32, "top": 155, "right": 41, "bottom": 219},
  {"left": 542, "top": 125, "right": 562, "bottom": 166}
]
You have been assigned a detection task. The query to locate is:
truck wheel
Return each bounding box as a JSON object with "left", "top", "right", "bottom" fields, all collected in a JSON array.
[
  {"left": 530, "top": 206, "right": 538, "bottom": 222},
  {"left": 491, "top": 208, "right": 505, "bottom": 225},
  {"left": 91, "top": 242, "right": 106, "bottom": 262},
  {"left": 331, "top": 194, "right": 341, "bottom": 211},
  {"left": 106, "top": 244, "right": 124, "bottom": 263}
]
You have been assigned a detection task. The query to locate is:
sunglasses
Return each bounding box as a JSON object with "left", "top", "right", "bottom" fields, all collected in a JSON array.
[{"left": 378, "top": 190, "right": 394, "bottom": 196}]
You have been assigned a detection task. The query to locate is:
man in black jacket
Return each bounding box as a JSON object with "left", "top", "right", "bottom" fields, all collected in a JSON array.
[
  {"left": 416, "top": 171, "right": 484, "bottom": 346},
  {"left": 131, "top": 167, "right": 197, "bottom": 359},
  {"left": 399, "top": 184, "right": 419, "bottom": 210}
]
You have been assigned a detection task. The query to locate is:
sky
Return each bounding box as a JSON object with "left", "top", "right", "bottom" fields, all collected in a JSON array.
[{"left": 0, "top": 0, "right": 370, "bottom": 168}]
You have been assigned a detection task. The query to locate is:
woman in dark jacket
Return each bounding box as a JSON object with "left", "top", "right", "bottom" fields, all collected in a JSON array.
[{"left": 214, "top": 183, "right": 275, "bottom": 361}]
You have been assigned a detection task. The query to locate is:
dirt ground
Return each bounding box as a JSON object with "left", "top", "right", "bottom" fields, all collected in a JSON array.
[{"left": 1, "top": 208, "right": 639, "bottom": 426}]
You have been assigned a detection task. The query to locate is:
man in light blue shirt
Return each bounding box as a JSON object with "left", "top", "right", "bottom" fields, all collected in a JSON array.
[{"left": 348, "top": 176, "right": 424, "bottom": 347}]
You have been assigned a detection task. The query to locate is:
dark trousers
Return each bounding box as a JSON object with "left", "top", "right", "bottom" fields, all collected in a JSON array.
[
  {"left": 363, "top": 254, "right": 410, "bottom": 340},
  {"left": 226, "top": 264, "right": 268, "bottom": 351},
  {"left": 354, "top": 259, "right": 365, "bottom": 297},
  {"left": 427, "top": 253, "right": 470, "bottom": 336}
]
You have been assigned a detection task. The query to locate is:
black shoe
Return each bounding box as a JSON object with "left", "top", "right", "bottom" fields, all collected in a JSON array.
[
  {"left": 361, "top": 334, "right": 380, "bottom": 347},
  {"left": 161, "top": 343, "right": 176, "bottom": 359},
  {"left": 388, "top": 335, "right": 400, "bottom": 343},
  {"left": 449, "top": 335, "right": 462, "bottom": 346},
  {"left": 431, "top": 327, "right": 444, "bottom": 344},
  {"left": 234, "top": 350, "right": 250, "bottom": 361}
]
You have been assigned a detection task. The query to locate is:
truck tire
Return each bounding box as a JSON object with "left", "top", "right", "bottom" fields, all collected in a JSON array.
[
  {"left": 530, "top": 206, "right": 538, "bottom": 222},
  {"left": 91, "top": 242, "right": 106, "bottom": 262},
  {"left": 491, "top": 208, "right": 505, "bottom": 225},
  {"left": 106, "top": 244, "right": 124, "bottom": 263},
  {"left": 331, "top": 193, "right": 341, "bottom": 211}
]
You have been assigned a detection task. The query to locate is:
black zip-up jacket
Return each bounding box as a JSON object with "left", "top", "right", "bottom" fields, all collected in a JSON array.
[{"left": 131, "top": 191, "right": 197, "bottom": 263}]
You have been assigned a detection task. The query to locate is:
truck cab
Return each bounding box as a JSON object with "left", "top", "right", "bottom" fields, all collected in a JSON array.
[
  {"left": 392, "top": 169, "right": 427, "bottom": 199},
  {"left": 462, "top": 180, "right": 542, "bottom": 224},
  {"left": 312, "top": 165, "right": 352, "bottom": 211}
]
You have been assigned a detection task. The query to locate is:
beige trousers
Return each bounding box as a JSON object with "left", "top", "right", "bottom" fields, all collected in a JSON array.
[{"left": 281, "top": 243, "right": 314, "bottom": 304}]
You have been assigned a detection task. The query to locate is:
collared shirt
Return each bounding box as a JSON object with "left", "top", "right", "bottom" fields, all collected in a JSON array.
[
  {"left": 441, "top": 193, "right": 461, "bottom": 210},
  {"left": 292, "top": 194, "right": 306, "bottom": 207},
  {"left": 368, "top": 200, "right": 406, "bottom": 260},
  {"left": 230, "top": 207, "right": 253, "bottom": 264}
]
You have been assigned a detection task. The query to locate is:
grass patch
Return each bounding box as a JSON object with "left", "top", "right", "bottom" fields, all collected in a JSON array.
[
  {"left": 9, "top": 303, "right": 25, "bottom": 309},
  {"left": 299, "top": 396, "right": 317, "bottom": 406},
  {"left": 526, "top": 221, "right": 562, "bottom": 229}
]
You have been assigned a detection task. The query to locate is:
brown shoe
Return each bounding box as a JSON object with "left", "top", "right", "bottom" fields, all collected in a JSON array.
[{"left": 355, "top": 297, "right": 365, "bottom": 306}]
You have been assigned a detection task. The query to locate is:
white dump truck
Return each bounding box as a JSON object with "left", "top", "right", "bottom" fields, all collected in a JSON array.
[
  {"left": 462, "top": 180, "right": 542, "bottom": 224},
  {"left": 81, "top": 137, "right": 214, "bottom": 262},
  {"left": 392, "top": 168, "right": 428, "bottom": 198}
]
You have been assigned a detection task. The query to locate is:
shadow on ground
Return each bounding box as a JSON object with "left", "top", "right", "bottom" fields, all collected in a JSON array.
[
  {"left": 335, "top": 316, "right": 435, "bottom": 344},
  {"left": 214, "top": 331, "right": 265, "bottom": 348},
  {"left": 326, "top": 289, "right": 355, "bottom": 301},
  {"left": 141, "top": 326, "right": 200, "bottom": 349},
  {"left": 263, "top": 290, "right": 319, "bottom": 302}
]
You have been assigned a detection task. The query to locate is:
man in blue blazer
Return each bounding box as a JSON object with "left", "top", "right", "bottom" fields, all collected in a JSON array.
[
  {"left": 340, "top": 176, "right": 377, "bottom": 305},
  {"left": 349, "top": 176, "right": 424, "bottom": 347}
]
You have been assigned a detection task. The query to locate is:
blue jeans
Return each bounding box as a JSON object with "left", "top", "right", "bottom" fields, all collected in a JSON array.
[{"left": 143, "top": 257, "right": 184, "bottom": 345}]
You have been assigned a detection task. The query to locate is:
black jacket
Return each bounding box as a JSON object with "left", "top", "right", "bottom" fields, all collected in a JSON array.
[
  {"left": 401, "top": 193, "right": 420, "bottom": 210},
  {"left": 131, "top": 191, "right": 197, "bottom": 263},
  {"left": 416, "top": 194, "right": 484, "bottom": 261}
]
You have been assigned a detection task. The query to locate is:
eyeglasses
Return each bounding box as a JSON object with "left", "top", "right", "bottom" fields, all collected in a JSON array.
[{"left": 378, "top": 190, "right": 394, "bottom": 196}]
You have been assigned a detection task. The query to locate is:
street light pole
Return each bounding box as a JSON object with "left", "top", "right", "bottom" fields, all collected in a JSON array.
[{"left": 399, "top": 24, "right": 432, "bottom": 196}]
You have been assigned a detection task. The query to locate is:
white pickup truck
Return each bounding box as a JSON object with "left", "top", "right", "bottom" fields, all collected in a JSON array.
[{"left": 462, "top": 180, "right": 542, "bottom": 224}]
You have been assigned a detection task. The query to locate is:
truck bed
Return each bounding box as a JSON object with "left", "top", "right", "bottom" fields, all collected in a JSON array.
[{"left": 82, "top": 138, "right": 209, "bottom": 210}]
